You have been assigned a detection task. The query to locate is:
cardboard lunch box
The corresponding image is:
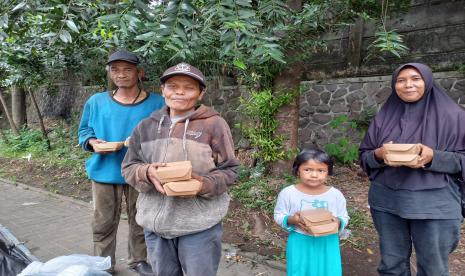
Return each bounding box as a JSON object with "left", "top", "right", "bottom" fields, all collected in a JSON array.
[
  {"left": 163, "top": 179, "right": 202, "bottom": 196},
  {"left": 156, "top": 161, "right": 192, "bottom": 184},
  {"left": 300, "top": 209, "right": 339, "bottom": 237},
  {"left": 383, "top": 143, "right": 421, "bottom": 166},
  {"left": 93, "top": 142, "right": 124, "bottom": 152}
]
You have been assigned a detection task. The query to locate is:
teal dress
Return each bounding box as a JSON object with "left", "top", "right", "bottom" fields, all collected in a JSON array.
[
  {"left": 284, "top": 217, "right": 342, "bottom": 276},
  {"left": 274, "top": 186, "right": 348, "bottom": 276}
]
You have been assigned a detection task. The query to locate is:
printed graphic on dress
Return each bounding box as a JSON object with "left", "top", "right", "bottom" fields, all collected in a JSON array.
[{"left": 299, "top": 199, "right": 328, "bottom": 211}]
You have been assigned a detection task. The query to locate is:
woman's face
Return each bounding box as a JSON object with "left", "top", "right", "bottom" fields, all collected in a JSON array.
[
  {"left": 395, "top": 67, "right": 426, "bottom": 103},
  {"left": 161, "top": 75, "right": 204, "bottom": 117}
]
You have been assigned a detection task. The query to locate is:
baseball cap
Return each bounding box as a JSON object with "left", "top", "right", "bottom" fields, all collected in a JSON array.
[
  {"left": 107, "top": 50, "right": 140, "bottom": 65},
  {"left": 160, "top": 63, "right": 206, "bottom": 88}
]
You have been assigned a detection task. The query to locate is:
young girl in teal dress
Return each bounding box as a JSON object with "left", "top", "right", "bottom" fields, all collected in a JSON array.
[{"left": 274, "top": 149, "right": 349, "bottom": 276}]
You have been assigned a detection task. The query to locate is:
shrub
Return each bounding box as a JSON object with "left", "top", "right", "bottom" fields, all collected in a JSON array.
[{"left": 324, "top": 115, "right": 361, "bottom": 164}]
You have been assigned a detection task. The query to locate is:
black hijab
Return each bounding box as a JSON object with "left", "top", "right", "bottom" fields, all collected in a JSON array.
[{"left": 359, "top": 63, "right": 465, "bottom": 191}]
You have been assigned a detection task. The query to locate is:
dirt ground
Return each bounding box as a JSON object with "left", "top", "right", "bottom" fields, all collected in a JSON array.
[{"left": 1, "top": 157, "right": 464, "bottom": 275}]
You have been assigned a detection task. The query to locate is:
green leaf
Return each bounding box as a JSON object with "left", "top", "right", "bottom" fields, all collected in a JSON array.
[
  {"left": 59, "top": 30, "right": 72, "bottom": 43},
  {"left": 233, "top": 59, "right": 247, "bottom": 70},
  {"left": 97, "top": 14, "right": 121, "bottom": 22},
  {"left": 59, "top": 32, "right": 68, "bottom": 43},
  {"left": 135, "top": 31, "right": 156, "bottom": 41},
  {"left": 180, "top": 2, "right": 195, "bottom": 13},
  {"left": 41, "top": 32, "right": 57, "bottom": 38},
  {"left": 65, "top": 20, "right": 79, "bottom": 33},
  {"left": 175, "top": 27, "right": 187, "bottom": 40},
  {"left": 0, "top": 14, "right": 8, "bottom": 28},
  {"left": 12, "top": 2, "right": 27, "bottom": 12}
]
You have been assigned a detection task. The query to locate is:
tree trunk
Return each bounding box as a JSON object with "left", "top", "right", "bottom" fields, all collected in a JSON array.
[
  {"left": 11, "top": 86, "right": 26, "bottom": 128},
  {"left": 268, "top": 0, "right": 303, "bottom": 176},
  {"left": 27, "top": 88, "right": 51, "bottom": 150},
  {"left": 270, "top": 64, "right": 303, "bottom": 175},
  {"left": 0, "top": 88, "right": 19, "bottom": 135}
]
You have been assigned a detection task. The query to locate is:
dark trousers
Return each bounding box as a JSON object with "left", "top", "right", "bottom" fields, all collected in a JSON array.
[
  {"left": 144, "top": 223, "right": 222, "bottom": 276},
  {"left": 92, "top": 181, "right": 147, "bottom": 269},
  {"left": 371, "top": 209, "right": 461, "bottom": 276}
]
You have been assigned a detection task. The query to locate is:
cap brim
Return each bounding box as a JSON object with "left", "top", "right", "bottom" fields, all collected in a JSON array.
[
  {"left": 160, "top": 72, "right": 206, "bottom": 87},
  {"left": 107, "top": 58, "right": 139, "bottom": 65}
]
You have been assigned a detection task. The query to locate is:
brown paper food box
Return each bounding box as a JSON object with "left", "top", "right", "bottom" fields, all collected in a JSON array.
[
  {"left": 156, "top": 161, "right": 192, "bottom": 184},
  {"left": 163, "top": 179, "right": 202, "bottom": 196},
  {"left": 93, "top": 142, "right": 124, "bottom": 152},
  {"left": 383, "top": 144, "right": 421, "bottom": 166},
  {"left": 300, "top": 209, "right": 339, "bottom": 237},
  {"left": 156, "top": 161, "right": 202, "bottom": 196}
]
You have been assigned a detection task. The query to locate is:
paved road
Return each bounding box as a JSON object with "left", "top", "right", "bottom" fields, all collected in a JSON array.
[{"left": 0, "top": 180, "right": 285, "bottom": 276}]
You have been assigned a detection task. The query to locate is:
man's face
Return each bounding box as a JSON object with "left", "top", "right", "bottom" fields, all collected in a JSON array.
[
  {"left": 108, "top": 61, "right": 142, "bottom": 89},
  {"left": 161, "top": 75, "right": 204, "bottom": 117}
]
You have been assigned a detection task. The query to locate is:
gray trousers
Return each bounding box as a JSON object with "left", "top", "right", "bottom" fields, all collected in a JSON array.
[
  {"left": 144, "top": 223, "right": 222, "bottom": 276},
  {"left": 371, "top": 209, "right": 462, "bottom": 276},
  {"left": 92, "top": 181, "right": 147, "bottom": 269}
]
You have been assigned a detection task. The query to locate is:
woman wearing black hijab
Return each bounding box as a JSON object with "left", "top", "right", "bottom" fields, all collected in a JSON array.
[{"left": 359, "top": 63, "right": 465, "bottom": 276}]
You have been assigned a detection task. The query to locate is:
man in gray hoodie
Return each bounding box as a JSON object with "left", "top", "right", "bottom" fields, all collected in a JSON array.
[{"left": 122, "top": 63, "right": 239, "bottom": 276}]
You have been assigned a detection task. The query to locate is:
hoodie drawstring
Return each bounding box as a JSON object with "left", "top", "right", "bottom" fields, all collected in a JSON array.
[
  {"left": 158, "top": 115, "right": 165, "bottom": 134},
  {"left": 183, "top": 118, "right": 190, "bottom": 160}
]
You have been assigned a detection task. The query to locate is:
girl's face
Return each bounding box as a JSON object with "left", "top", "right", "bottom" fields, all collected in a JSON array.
[{"left": 297, "top": 159, "right": 329, "bottom": 188}]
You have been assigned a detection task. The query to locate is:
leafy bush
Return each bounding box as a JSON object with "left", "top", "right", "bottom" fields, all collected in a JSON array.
[
  {"left": 231, "top": 167, "right": 295, "bottom": 215},
  {"left": 0, "top": 127, "right": 48, "bottom": 156},
  {"left": 351, "top": 107, "right": 376, "bottom": 134},
  {"left": 324, "top": 115, "right": 360, "bottom": 164},
  {"left": 231, "top": 178, "right": 279, "bottom": 215},
  {"left": 235, "top": 89, "right": 296, "bottom": 164},
  {"left": 0, "top": 123, "right": 88, "bottom": 178}
]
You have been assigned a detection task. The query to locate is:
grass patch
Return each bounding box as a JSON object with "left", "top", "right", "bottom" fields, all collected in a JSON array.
[
  {"left": 0, "top": 121, "right": 89, "bottom": 180},
  {"left": 344, "top": 206, "right": 374, "bottom": 248},
  {"left": 231, "top": 165, "right": 295, "bottom": 215}
]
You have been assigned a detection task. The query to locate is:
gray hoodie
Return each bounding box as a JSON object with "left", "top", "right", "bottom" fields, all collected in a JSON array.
[{"left": 122, "top": 105, "right": 239, "bottom": 238}]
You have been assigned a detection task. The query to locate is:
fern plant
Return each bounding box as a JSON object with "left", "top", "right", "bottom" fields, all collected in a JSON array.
[{"left": 365, "top": 27, "right": 409, "bottom": 61}]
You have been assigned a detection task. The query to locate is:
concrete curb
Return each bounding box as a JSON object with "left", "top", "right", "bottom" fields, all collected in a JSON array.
[{"left": 0, "top": 177, "right": 92, "bottom": 209}]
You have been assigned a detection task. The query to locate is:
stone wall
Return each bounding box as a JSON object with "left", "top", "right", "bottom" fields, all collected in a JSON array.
[
  {"left": 24, "top": 77, "right": 250, "bottom": 146},
  {"left": 26, "top": 84, "right": 103, "bottom": 124},
  {"left": 200, "top": 77, "right": 250, "bottom": 147},
  {"left": 8, "top": 72, "right": 465, "bottom": 151},
  {"left": 299, "top": 71, "right": 465, "bottom": 149}
]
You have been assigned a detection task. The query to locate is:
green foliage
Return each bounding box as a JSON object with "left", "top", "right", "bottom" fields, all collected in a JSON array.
[
  {"left": 236, "top": 89, "right": 295, "bottom": 163},
  {"left": 231, "top": 178, "right": 276, "bottom": 214},
  {"left": 232, "top": 165, "right": 296, "bottom": 214},
  {"left": 0, "top": 0, "right": 412, "bottom": 88},
  {"left": 93, "top": 0, "right": 411, "bottom": 87},
  {"left": 457, "top": 63, "right": 465, "bottom": 74},
  {"left": 0, "top": 0, "right": 124, "bottom": 87},
  {"left": 0, "top": 127, "right": 48, "bottom": 155},
  {"left": 231, "top": 172, "right": 290, "bottom": 215},
  {"left": 324, "top": 115, "right": 360, "bottom": 164},
  {"left": 0, "top": 123, "right": 88, "bottom": 178},
  {"left": 351, "top": 107, "right": 376, "bottom": 134},
  {"left": 345, "top": 206, "right": 373, "bottom": 248},
  {"left": 363, "top": 0, "right": 411, "bottom": 62},
  {"left": 365, "top": 28, "right": 409, "bottom": 62}
]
